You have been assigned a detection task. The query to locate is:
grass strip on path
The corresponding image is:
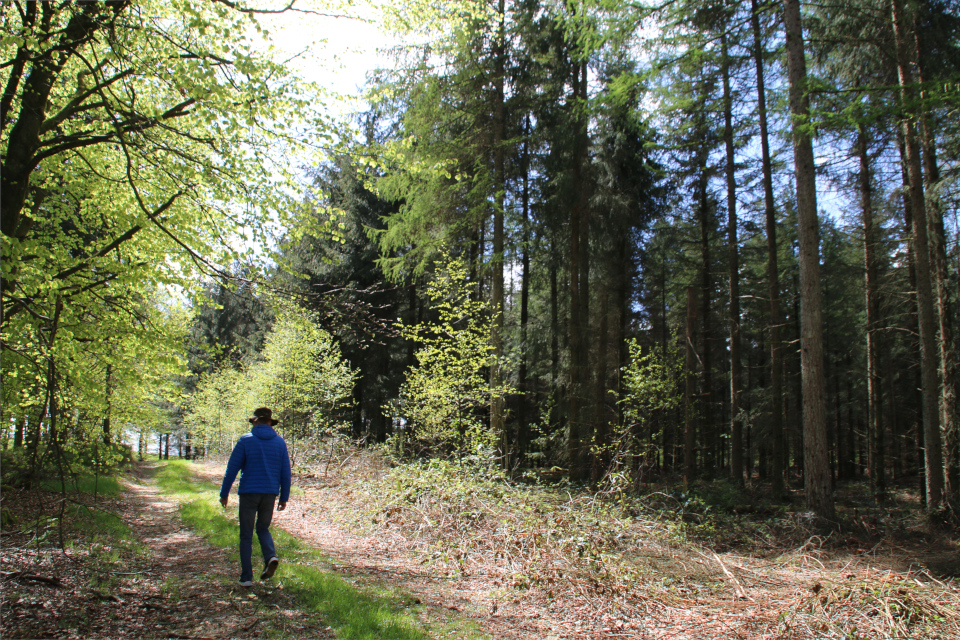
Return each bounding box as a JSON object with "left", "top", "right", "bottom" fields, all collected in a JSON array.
[{"left": 155, "top": 460, "right": 432, "bottom": 640}]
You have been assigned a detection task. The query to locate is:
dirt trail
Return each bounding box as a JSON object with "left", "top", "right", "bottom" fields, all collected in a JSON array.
[
  {"left": 196, "top": 461, "right": 737, "bottom": 639},
  {"left": 118, "top": 461, "right": 280, "bottom": 639},
  {"left": 6, "top": 459, "right": 953, "bottom": 639},
  {"left": 1, "top": 462, "right": 324, "bottom": 640},
  {"left": 197, "top": 461, "right": 740, "bottom": 639},
  {"left": 195, "top": 460, "right": 960, "bottom": 640},
  {"left": 195, "top": 461, "right": 543, "bottom": 638}
]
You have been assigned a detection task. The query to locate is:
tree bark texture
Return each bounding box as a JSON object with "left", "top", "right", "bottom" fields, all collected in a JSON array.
[
  {"left": 752, "top": 0, "right": 785, "bottom": 496},
  {"left": 517, "top": 115, "right": 532, "bottom": 462},
  {"left": 567, "top": 59, "right": 588, "bottom": 481},
  {"left": 782, "top": 0, "right": 835, "bottom": 521},
  {"left": 685, "top": 286, "right": 698, "bottom": 489},
  {"left": 913, "top": 27, "right": 958, "bottom": 506},
  {"left": 721, "top": 30, "right": 743, "bottom": 485},
  {"left": 491, "top": 0, "right": 507, "bottom": 469},
  {"left": 890, "top": 0, "right": 944, "bottom": 508},
  {"left": 858, "top": 125, "right": 885, "bottom": 500}
]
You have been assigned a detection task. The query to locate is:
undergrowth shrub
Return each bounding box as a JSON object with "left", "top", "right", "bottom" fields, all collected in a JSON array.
[
  {"left": 1, "top": 441, "right": 132, "bottom": 489},
  {"left": 41, "top": 473, "right": 124, "bottom": 498},
  {"left": 388, "top": 257, "right": 511, "bottom": 461},
  {"left": 360, "top": 459, "right": 675, "bottom": 591},
  {"left": 644, "top": 480, "right": 784, "bottom": 549},
  {"left": 0, "top": 447, "right": 32, "bottom": 486},
  {"left": 343, "top": 451, "right": 960, "bottom": 639}
]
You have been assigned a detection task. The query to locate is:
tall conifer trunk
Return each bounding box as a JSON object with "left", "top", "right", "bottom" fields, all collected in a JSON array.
[
  {"left": 913, "top": 26, "right": 958, "bottom": 505},
  {"left": 896, "top": 128, "right": 925, "bottom": 499},
  {"left": 491, "top": 0, "right": 507, "bottom": 469},
  {"left": 782, "top": 0, "right": 834, "bottom": 521},
  {"left": 697, "top": 151, "right": 714, "bottom": 472},
  {"left": 691, "top": 68, "right": 714, "bottom": 472},
  {"left": 517, "top": 115, "right": 532, "bottom": 462},
  {"left": 721, "top": 29, "right": 742, "bottom": 484},
  {"left": 102, "top": 363, "right": 113, "bottom": 445},
  {"left": 685, "top": 286, "right": 698, "bottom": 489},
  {"left": 592, "top": 284, "right": 610, "bottom": 482},
  {"left": 891, "top": 0, "right": 943, "bottom": 508},
  {"left": 577, "top": 61, "right": 592, "bottom": 478},
  {"left": 858, "top": 123, "right": 885, "bottom": 501},
  {"left": 752, "top": 0, "right": 784, "bottom": 495},
  {"left": 661, "top": 260, "right": 674, "bottom": 472},
  {"left": 551, "top": 254, "right": 560, "bottom": 392},
  {"left": 568, "top": 58, "right": 588, "bottom": 481}
]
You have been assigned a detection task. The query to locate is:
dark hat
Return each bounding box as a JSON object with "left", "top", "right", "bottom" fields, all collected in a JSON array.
[{"left": 249, "top": 407, "right": 279, "bottom": 425}]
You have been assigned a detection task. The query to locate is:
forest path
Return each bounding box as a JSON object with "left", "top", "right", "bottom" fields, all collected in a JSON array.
[
  {"left": 1, "top": 461, "right": 321, "bottom": 640},
  {"left": 193, "top": 461, "right": 798, "bottom": 640},
  {"left": 195, "top": 460, "right": 546, "bottom": 639},
  {"left": 145, "top": 461, "right": 960, "bottom": 640},
  {"left": 119, "top": 461, "right": 319, "bottom": 639}
]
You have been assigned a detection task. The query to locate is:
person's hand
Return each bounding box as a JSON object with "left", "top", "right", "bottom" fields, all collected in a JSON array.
[
  {"left": 277, "top": 502, "right": 286, "bottom": 511},
  {"left": 220, "top": 496, "right": 228, "bottom": 508}
]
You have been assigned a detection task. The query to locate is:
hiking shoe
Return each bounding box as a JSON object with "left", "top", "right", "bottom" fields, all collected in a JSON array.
[
  {"left": 260, "top": 557, "right": 279, "bottom": 580},
  {"left": 239, "top": 580, "right": 254, "bottom": 587}
]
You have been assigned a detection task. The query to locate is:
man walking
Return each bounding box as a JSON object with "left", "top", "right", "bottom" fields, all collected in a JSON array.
[{"left": 219, "top": 407, "right": 292, "bottom": 587}]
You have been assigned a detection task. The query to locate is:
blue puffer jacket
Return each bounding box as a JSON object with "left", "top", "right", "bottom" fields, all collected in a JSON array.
[{"left": 219, "top": 424, "right": 291, "bottom": 503}]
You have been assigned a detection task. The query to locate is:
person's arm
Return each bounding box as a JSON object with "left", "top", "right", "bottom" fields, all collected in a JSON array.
[
  {"left": 219, "top": 439, "right": 245, "bottom": 506},
  {"left": 278, "top": 440, "right": 292, "bottom": 509}
]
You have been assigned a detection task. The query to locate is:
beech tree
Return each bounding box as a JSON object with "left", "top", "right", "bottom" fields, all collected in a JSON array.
[
  {"left": 1, "top": 0, "right": 340, "bottom": 477},
  {"left": 394, "top": 257, "right": 511, "bottom": 462}
]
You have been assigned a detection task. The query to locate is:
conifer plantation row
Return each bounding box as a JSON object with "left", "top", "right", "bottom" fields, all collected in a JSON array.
[{"left": 2, "top": 0, "right": 959, "bottom": 526}]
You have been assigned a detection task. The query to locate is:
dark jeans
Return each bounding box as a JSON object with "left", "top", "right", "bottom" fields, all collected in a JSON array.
[{"left": 238, "top": 493, "right": 277, "bottom": 582}]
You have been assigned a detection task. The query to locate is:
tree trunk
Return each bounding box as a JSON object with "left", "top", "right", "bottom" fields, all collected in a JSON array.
[
  {"left": 913, "top": 27, "right": 958, "bottom": 506},
  {"left": 567, "top": 58, "right": 590, "bottom": 482},
  {"left": 517, "top": 114, "right": 532, "bottom": 463},
  {"left": 693, "top": 81, "right": 714, "bottom": 473},
  {"left": 102, "top": 364, "right": 113, "bottom": 445},
  {"left": 685, "top": 286, "right": 698, "bottom": 489},
  {"left": 551, "top": 253, "right": 560, "bottom": 392},
  {"left": 568, "top": 72, "right": 584, "bottom": 482},
  {"left": 578, "top": 58, "right": 592, "bottom": 473},
  {"left": 752, "top": 0, "right": 785, "bottom": 497},
  {"left": 857, "top": 124, "right": 885, "bottom": 501},
  {"left": 896, "top": 127, "right": 925, "bottom": 498},
  {"left": 661, "top": 258, "right": 674, "bottom": 472},
  {"left": 491, "top": 0, "right": 507, "bottom": 469},
  {"left": 615, "top": 239, "right": 630, "bottom": 437},
  {"left": 782, "top": 0, "right": 835, "bottom": 521},
  {"left": 721, "top": 30, "right": 742, "bottom": 485},
  {"left": 592, "top": 284, "right": 610, "bottom": 483},
  {"left": 406, "top": 279, "right": 418, "bottom": 371},
  {"left": 698, "top": 183, "right": 714, "bottom": 473},
  {"left": 891, "top": 0, "right": 943, "bottom": 509}
]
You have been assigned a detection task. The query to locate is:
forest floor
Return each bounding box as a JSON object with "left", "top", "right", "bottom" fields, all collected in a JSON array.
[
  {"left": 2, "top": 456, "right": 959, "bottom": 639},
  {"left": 1, "top": 461, "right": 334, "bottom": 640}
]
